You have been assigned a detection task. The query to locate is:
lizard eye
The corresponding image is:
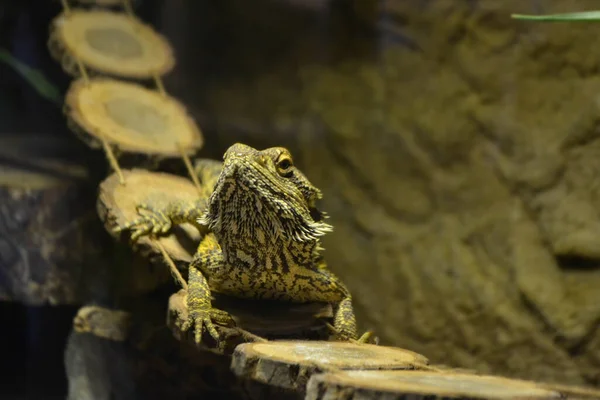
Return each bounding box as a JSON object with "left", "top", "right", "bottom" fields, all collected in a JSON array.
[
  {"left": 276, "top": 156, "right": 293, "bottom": 176},
  {"left": 278, "top": 158, "right": 292, "bottom": 169}
]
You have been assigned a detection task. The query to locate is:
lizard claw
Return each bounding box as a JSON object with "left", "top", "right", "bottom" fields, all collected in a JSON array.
[
  {"left": 356, "top": 330, "right": 378, "bottom": 344},
  {"left": 113, "top": 204, "right": 172, "bottom": 241},
  {"left": 181, "top": 307, "right": 220, "bottom": 344}
]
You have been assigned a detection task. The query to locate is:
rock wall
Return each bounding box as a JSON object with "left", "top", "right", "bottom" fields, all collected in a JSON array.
[{"left": 162, "top": 0, "right": 600, "bottom": 385}]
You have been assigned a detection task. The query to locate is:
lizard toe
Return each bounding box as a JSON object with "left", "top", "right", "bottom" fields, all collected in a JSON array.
[
  {"left": 356, "top": 330, "right": 377, "bottom": 344},
  {"left": 193, "top": 317, "right": 204, "bottom": 344},
  {"left": 184, "top": 310, "right": 220, "bottom": 345}
]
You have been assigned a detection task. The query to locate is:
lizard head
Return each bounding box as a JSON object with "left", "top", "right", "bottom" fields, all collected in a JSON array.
[{"left": 199, "top": 143, "right": 332, "bottom": 243}]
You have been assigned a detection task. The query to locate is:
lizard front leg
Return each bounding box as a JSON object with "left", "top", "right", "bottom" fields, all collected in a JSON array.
[
  {"left": 181, "top": 266, "right": 219, "bottom": 343},
  {"left": 177, "top": 234, "right": 233, "bottom": 344},
  {"left": 116, "top": 159, "right": 223, "bottom": 241},
  {"left": 333, "top": 296, "right": 374, "bottom": 343},
  {"left": 114, "top": 199, "right": 206, "bottom": 241},
  {"left": 172, "top": 264, "right": 235, "bottom": 345},
  {"left": 310, "top": 266, "right": 373, "bottom": 343}
]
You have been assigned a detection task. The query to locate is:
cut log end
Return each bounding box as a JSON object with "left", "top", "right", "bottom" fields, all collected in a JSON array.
[
  {"left": 65, "top": 78, "right": 203, "bottom": 157},
  {"left": 49, "top": 9, "right": 175, "bottom": 79},
  {"left": 305, "top": 370, "right": 564, "bottom": 400},
  {"left": 231, "top": 340, "right": 429, "bottom": 392},
  {"left": 73, "top": 305, "right": 132, "bottom": 342}
]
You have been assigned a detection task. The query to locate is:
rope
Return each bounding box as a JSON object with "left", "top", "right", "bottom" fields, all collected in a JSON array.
[
  {"left": 101, "top": 140, "right": 125, "bottom": 184},
  {"left": 60, "top": 0, "right": 72, "bottom": 14},
  {"left": 59, "top": 0, "right": 127, "bottom": 185},
  {"left": 153, "top": 74, "right": 167, "bottom": 97},
  {"left": 155, "top": 239, "right": 188, "bottom": 290},
  {"left": 123, "top": 0, "right": 135, "bottom": 17},
  {"left": 179, "top": 143, "right": 203, "bottom": 196}
]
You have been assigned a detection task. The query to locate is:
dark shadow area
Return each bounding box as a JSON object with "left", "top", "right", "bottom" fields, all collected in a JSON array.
[
  {"left": 556, "top": 254, "right": 600, "bottom": 271},
  {"left": 0, "top": 303, "right": 78, "bottom": 399}
]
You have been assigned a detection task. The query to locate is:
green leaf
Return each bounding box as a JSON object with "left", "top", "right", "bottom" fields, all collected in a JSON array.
[
  {"left": 0, "top": 48, "right": 62, "bottom": 106},
  {"left": 512, "top": 11, "right": 600, "bottom": 22}
]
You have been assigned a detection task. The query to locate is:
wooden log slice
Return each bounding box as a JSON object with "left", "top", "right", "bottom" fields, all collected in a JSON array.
[
  {"left": 231, "top": 341, "right": 429, "bottom": 392},
  {"left": 168, "top": 289, "right": 334, "bottom": 355},
  {"left": 48, "top": 9, "right": 174, "bottom": 79},
  {"left": 65, "top": 78, "right": 203, "bottom": 158},
  {"left": 65, "top": 292, "right": 272, "bottom": 400},
  {"left": 0, "top": 133, "right": 170, "bottom": 304},
  {"left": 97, "top": 168, "right": 202, "bottom": 268},
  {"left": 0, "top": 161, "right": 108, "bottom": 304},
  {"left": 0, "top": 165, "right": 166, "bottom": 304},
  {"left": 305, "top": 370, "right": 563, "bottom": 400},
  {"left": 73, "top": 305, "right": 132, "bottom": 342}
]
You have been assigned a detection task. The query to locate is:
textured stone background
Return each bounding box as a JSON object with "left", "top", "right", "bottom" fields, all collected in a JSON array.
[{"left": 158, "top": 0, "right": 600, "bottom": 386}]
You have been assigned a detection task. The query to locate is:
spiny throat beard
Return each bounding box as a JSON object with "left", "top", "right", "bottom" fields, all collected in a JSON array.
[{"left": 199, "top": 168, "right": 332, "bottom": 246}]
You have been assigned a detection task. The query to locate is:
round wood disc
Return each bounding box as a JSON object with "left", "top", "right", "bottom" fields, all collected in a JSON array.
[
  {"left": 306, "top": 370, "right": 562, "bottom": 400},
  {"left": 97, "top": 168, "right": 201, "bottom": 265},
  {"left": 66, "top": 78, "right": 203, "bottom": 156},
  {"left": 231, "top": 341, "right": 429, "bottom": 392},
  {"left": 49, "top": 9, "right": 174, "bottom": 79}
]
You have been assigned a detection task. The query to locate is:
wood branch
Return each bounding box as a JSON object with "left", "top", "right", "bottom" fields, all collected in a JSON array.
[
  {"left": 97, "top": 168, "right": 202, "bottom": 269},
  {"left": 305, "top": 370, "right": 564, "bottom": 400},
  {"left": 167, "top": 290, "right": 333, "bottom": 355},
  {"left": 231, "top": 340, "right": 429, "bottom": 392}
]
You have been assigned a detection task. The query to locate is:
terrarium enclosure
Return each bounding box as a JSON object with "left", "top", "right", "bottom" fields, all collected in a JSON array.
[{"left": 2, "top": 0, "right": 600, "bottom": 399}]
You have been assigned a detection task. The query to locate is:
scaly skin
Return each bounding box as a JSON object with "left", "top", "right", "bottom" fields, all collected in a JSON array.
[
  {"left": 120, "top": 159, "right": 223, "bottom": 241},
  {"left": 116, "top": 144, "right": 370, "bottom": 344}
]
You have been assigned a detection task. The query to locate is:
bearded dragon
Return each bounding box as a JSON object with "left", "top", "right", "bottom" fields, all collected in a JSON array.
[{"left": 116, "top": 143, "right": 370, "bottom": 344}]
